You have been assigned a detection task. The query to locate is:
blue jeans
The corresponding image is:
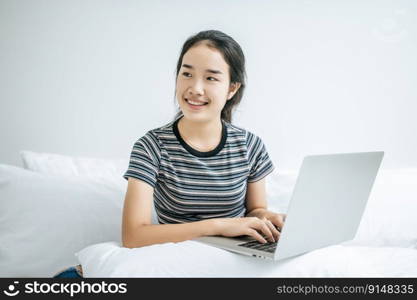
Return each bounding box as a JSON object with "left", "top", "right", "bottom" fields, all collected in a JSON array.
[{"left": 53, "top": 265, "right": 83, "bottom": 278}]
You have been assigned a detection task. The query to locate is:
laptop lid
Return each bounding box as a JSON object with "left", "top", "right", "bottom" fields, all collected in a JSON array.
[{"left": 274, "top": 151, "right": 384, "bottom": 260}]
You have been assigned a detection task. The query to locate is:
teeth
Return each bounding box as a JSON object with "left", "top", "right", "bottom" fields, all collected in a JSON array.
[{"left": 186, "top": 99, "right": 207, "bottom": 106}]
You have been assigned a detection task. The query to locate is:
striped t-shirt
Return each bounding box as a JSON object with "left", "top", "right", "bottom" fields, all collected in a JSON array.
[{"left": 123, "top": 116, "right": 275, "bottom": 224}]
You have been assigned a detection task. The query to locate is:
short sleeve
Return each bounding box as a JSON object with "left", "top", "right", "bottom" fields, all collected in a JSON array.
[
  {"left": 246, "top": 132, "right": 275, "bottom": 183},
  {"left": 123, "top": 131, "right": 161, "bottom": 188}
]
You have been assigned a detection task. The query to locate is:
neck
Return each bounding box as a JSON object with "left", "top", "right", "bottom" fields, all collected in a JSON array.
[{"left": 178, "top": 116, "right": 223, "bottom": 143}]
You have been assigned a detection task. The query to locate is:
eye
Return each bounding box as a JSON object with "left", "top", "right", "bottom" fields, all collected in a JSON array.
[
  {"left": 182, "top": 72, "right": 191, "bottom": 77},
  {"left": 207, "top": 77, "right": 218, "bottom": 81}
]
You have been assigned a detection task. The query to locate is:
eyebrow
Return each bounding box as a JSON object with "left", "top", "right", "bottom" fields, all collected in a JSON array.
[{"left": 182, "top": 64, "right": 223, "bottom": 75}]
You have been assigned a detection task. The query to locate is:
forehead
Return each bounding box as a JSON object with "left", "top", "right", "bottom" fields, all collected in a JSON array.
[{"left": 182, "top": 43, "right": 229, "bottom": 73}]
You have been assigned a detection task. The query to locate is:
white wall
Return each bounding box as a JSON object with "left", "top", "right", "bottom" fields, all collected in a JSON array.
[{"left": 1, "top": 0, "right": 416, "bottom": 170}]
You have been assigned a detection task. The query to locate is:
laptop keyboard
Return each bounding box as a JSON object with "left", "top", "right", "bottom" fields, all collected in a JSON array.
[{"left": 237, "top": 240, "right": 278, "bottom": 253}]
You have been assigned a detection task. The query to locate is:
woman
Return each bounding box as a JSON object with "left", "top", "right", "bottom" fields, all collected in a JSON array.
[
  {"left": 54, "top": 29, "right": 285, "bottom": 278},
  {"left": 122, "top": 29, "right": 285, "bottom": 248}
]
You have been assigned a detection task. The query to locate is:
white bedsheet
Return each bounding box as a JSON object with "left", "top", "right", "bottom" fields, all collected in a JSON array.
[
  {"left": 76, "top": 241, "right": 417, "bottom": 278},
  {"left": 75, "top": 168, "right": 417, "bottom": 278}
]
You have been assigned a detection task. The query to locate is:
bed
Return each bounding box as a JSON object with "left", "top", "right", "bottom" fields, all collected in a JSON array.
[{"left": 1, "top": 150, "right": 416, "bottom": 277}]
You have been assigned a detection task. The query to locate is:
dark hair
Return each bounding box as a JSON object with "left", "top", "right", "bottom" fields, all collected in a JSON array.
[{"left": 173, "top": 30, "right": 246, "bottom": 123}]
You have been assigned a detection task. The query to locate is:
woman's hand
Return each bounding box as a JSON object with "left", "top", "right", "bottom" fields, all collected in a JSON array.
[
  {"left": 213, "top": 217, "right": 281, "bottom": 244},
  {"left": 244, "top": 209, "right": 287, "bottom": 241},
  {"left": 262, "top": 211, "right": 286, "bottom": 232},
  {"left": 247, "top": 208, "right": 286, "bottom": 229}
]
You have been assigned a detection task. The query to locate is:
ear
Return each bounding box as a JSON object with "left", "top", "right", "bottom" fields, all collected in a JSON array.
[{"left": 227, "top": 82, "right": 242, "bottom": 100}]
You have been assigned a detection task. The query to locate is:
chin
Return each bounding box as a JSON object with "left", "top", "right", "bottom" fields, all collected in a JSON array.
[
  {"left": 181, "top": 112, "right": 210, "bottom": 123},
  {"left": 183, "top": 114, "right": 205, "bottom": 121}
]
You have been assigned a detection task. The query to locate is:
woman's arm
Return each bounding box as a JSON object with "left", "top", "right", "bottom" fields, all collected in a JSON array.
[
  {"left": 122, "top": 178, "right": 278, "bottom": 248},
  {"left": 122, "top": 178, "right": 218, "bottom": 248},
  {"left": 245, "top": 178, "right": 286, "bottom": 238}
]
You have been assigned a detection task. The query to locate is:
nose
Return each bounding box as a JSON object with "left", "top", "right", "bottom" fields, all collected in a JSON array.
[{"left": 187, "top": 78, "right": 205, "bottom": 96}]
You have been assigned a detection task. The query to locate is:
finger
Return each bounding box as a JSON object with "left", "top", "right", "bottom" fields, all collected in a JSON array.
[
  {"left": 262, "top": 218, "right": 279, "bottom": 241},
  {"left": 269, "top": 214, "right": 285, "bottom": 230},
  {"left": 265, "top": 219, "right": 280, "bottom": 241},
  {"left": 256, "top": 219, "right": 275, "bottom": 243},
  {"left": 247, "top": 228, "right": 267, "bottom": 244}
]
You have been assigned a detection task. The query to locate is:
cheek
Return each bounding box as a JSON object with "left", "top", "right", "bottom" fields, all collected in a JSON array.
[
  {"left": 175, "top": 79, "right": 182, "bottom": 91},
  {"left": 176, "top": 75, "right": 186, "bottom": 87},
  {"left": 175, "top": 81, "right": 185, "bottom": 97},
  {"left": 212, "top": 86, "right": 230, "bottom": 102}
]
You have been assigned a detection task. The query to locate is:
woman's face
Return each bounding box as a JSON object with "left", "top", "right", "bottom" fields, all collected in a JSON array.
[{"left": 176, "top": 42, "right": 240, "bottom": 123}]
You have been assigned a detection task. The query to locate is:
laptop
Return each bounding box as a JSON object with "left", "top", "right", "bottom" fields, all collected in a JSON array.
[{"left": 194, "top": 151, "right": 384, "bottom": 261}]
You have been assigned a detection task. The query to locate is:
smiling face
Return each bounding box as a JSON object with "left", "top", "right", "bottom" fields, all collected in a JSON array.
[{"left": 175, "top": 42, "right": 240, "bottom": 123}]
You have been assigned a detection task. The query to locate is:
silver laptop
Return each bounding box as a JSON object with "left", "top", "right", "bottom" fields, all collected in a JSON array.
[{"left": 194, "top": 151, "right": 384, "bottom": 261}]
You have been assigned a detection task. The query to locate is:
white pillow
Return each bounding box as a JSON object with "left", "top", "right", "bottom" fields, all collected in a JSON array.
[
  {"left": 351, "top": 169, "right": 417, "bottom": 248},
  {"left": 19, "top": 150, "right": 157, "bottom": 225},
  {"left": 0, "top": 164, "right": 124, "bottom": 277},
  {"left": 20, "top": 150, "right": 128, "bottom": 192},
  {"left": 266, "top": 169, "right": 297, "bottom": 213}
]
